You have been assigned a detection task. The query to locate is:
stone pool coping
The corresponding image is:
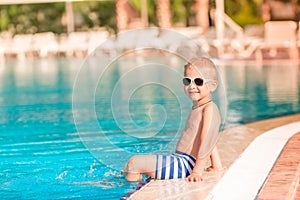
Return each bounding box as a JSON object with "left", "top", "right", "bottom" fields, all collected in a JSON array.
[
  {"left": 124, "top": 113, "right": 300, "bottom": 200},
  {"left": 206, "top": 121, "right": 300, "bottom": 199}
]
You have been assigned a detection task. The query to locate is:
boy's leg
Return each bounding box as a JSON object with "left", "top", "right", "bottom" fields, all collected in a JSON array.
[{"left": 124, "top": 154, "right": 156, "bottom": 181}]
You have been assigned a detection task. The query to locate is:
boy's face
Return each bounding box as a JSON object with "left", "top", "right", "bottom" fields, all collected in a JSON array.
[{"left": 183, "top": 67, "right": 211, "bottom": 102}]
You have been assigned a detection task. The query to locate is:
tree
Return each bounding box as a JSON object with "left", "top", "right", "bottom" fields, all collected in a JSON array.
[
  {"left": 194, "top": 0, "right": 210, "bottom": 31},
  {"left": 116, "top": 0, "right": 128, "bottom": 31},
  {"left": 156, "top": 0, "right": 171, "bottom": 28}
]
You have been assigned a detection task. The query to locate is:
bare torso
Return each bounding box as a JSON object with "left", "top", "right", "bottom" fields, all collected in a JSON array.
[{"left": 176, "top": 102, "right": 220, "bottom": 158}]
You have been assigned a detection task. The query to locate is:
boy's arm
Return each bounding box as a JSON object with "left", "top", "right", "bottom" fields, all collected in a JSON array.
[
  {"left": 209, "top": 146, "right": 223, "bottom": 170},
  {"left": 186, "top": 155, "right": 209, "bottom": 181},
  {"left": 187, "top": 146, "right": 223, "bottom": 181},
  {"left": 187, "top": 104, "right": 217, "bottom": 182}
]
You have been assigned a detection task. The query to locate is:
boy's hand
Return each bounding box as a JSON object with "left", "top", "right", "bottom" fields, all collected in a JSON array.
[{"left": 186, "top": 173, "right": 203, "bottom": 182}]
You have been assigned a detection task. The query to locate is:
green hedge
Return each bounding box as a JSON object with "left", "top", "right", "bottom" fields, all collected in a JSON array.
[{"left": 0, "top": 0, "right": 270, "bottom": 35}]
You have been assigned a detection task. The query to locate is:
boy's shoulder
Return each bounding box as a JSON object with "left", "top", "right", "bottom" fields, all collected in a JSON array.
[{"left": 196, "top": 101, "right": 220, "bottom": 116}]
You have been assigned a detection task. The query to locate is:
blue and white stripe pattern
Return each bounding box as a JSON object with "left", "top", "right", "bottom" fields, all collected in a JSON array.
[{"left": 155, "top": 151, "right": 196, "bottom": 180}]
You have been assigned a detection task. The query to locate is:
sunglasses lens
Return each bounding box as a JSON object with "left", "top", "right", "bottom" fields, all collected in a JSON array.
[
  {"left": 194, "top": 78, "right": 204, "bottom": 86},
  {"left": 182, "top": 78, "right": 191, "bottom": 86}
]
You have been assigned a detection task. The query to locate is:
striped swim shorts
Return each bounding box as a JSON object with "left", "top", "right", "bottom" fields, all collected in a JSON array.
[{"left": 155, "top": 151, "right": 196, "bottom": 180}]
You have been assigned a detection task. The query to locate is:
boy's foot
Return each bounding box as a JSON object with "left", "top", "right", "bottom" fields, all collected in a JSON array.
[
  {"left": 206, "top": 166, "right": 227, "bottom": 172},
  {"left": 126, "top": 173, "right": 143, "bottom": 182}
]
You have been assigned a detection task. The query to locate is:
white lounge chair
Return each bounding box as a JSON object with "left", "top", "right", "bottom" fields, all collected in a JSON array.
[
  {"left": 6, "top": 34, "right": 33, "bottom": 60},
  {"left": 0, "top": 32, "right": 12, "bottom": 61},
  {"left": 32, "top": 32, "right": 59, "bottom": 58},
  {"left": 87, "top": 30, "right": 110, "bottom": 55},
  {"left": 58, "top": 32, "right": 89, "bottom": 57},
  {"left": 256, "top": 21, "right": 298, "bottom": 60}
]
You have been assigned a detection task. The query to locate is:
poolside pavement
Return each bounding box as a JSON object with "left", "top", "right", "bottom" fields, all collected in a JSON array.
[
  {"left": 125, "top": 113, "right": 300, "bottom": 200},
  {"left": 257, "top": 131, "right": 300, "bottom": 199}
]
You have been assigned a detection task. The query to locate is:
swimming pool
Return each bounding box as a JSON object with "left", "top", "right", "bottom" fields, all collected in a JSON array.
[{"left": 0, "top": 58, "right": 299, "bottom": 199}]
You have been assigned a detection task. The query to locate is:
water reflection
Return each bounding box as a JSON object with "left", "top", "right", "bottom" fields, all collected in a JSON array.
[
  {"left": 1, "top": 58, "right": 300, "bottom": 199},
  {"left": 1, "top": 59, "right": 299, "bottom": 130},
  {"left": 266, "top": 62, "right": 298, "bottom": 105},
  {"left": 222, "top": 61, "right": 299, "bottom": 126},
  {"left": 0, "top": 59, "right": 80, "bottom": 138}
]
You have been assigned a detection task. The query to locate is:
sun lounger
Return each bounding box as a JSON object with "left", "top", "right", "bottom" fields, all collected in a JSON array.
[
  {"left": 256, "top": 21, "right": 298, "bottom": 60},
  {"left": 32, "top": 32, "right": 59, "bottom": 58},
  {"left": 58, "top": 32, "right": 89, "bottom": 57},
  {"left": 87, "top": 30, "right": 110, "bottom": 55},
  {"left": 5, "top": 34, "right": 33, "bottom": 60}
]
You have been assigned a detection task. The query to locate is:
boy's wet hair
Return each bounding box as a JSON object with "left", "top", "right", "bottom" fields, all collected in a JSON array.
[{"left": 184, "top": 57, "right": 217, "bottom": 81}]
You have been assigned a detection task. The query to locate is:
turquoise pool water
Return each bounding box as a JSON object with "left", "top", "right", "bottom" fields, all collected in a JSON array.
[{"left": 1, "top": 58, "right": 299, "bottom": 199}]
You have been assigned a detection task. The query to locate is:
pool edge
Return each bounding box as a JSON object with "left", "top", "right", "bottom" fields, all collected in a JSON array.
[{"left": 121, "top": 114, "right": 300, "bottom": 200}]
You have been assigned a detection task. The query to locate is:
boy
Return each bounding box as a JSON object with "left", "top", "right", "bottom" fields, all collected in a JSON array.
[{"left": 123, "top": 57, "right": 224, "bottom": 182}]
